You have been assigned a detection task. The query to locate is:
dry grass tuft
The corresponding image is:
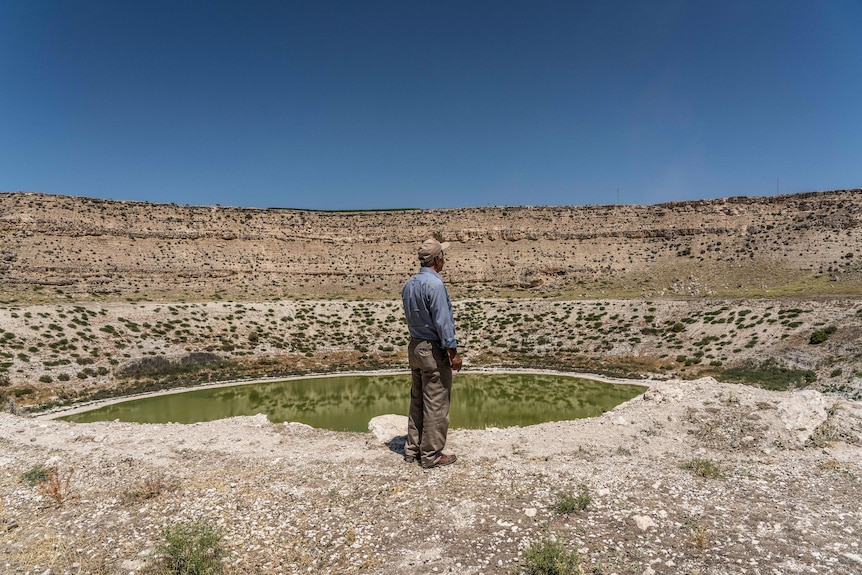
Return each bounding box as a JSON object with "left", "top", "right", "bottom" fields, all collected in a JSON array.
[
  {"left": 0, "top": 498, "right": 13, "bottom": 533},
  {"left": 680, "top": 457, "right": 723, "bottom": 479},
  {"left": 37, "top": 466, "right": 75, "bottom": 507},
  {"left": 11, "top": 529, "right": 111, "bottom": 575},
  {"left": 689, "top": 524, "right": 712, "bottom": 549},
  {"left": 122, "top": 472, "right": 175, "bottom": 503}
]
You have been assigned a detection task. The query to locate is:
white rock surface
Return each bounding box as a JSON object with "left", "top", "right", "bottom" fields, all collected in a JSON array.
[
  {"left": 778, "top": 389, "right": 829, "bottom": 445},
  {"left": 368, "top": 414, "right": 408, "bottom": 443},
  {"left": 633, "top": 515, "right": 657, "bottom": 530}
]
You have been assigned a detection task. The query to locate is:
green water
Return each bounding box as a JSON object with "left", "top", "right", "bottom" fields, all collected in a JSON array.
[{"left": 61, "top": 373, "right": 647, "bottom": 431}]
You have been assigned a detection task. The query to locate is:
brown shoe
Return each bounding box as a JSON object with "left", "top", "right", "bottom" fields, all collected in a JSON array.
[{"left": 423, "top": 454, "right": 457, "bottom": 469}]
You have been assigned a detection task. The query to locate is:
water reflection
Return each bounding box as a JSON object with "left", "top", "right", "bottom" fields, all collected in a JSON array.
[{"left": 62, "top": 373, "right": 647, "bottom": 431}]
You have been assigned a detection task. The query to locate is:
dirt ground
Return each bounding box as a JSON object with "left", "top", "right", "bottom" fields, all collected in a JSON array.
[
  {"left": 2, "top": 375, "right": 861, "bottom": 575},
  {"left": 2, "top": 191, "right": 861, "bottom": 574}
]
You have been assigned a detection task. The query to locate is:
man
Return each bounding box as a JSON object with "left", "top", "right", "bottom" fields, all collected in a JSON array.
[{"left": 401, "top": 238, "right": 462, "bottom": 469}]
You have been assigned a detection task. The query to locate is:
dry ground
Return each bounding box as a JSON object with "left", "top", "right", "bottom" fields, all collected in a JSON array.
[
  {"left": 2, "top": 190, "right": 862, "bottom": 574},
  {"left": 2, "top": 377, "right": 862, "bottom": 575}
]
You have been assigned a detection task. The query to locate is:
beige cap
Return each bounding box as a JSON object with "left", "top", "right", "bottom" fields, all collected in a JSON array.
[{"left": 418, "top": 238, "right": 450, "bottom": 264}]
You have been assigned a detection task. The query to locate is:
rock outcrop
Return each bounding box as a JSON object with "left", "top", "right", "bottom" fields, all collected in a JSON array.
[{"left": 1, "top": 190, "right": 860, "bottom": 300}]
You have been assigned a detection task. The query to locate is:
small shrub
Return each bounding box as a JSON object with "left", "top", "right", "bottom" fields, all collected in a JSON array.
[
  {"left": 681, "top": 457, "right": 723, "bottom": 479},
  {"left": 37, "top": 467, "right": 74, "bottom": 506},
  {"left": 809, "top": 326, "right": 837, "bottom": 345},
  {"left": 121, "top": 356, "right": 173, "bottom": 377},
  {"left": 515, "top": 536, "right": 579, "bottom": 575},
  {"left": 551, "top": 484, "right": 592, "bottom": 514},
  {"left": 685, "top": 516, "right": 712, "bottom": 549},
  {"left": 21, "top": 464, "right": 51, "bottom": 485},
  {"left": 179, "top": 351, "right": 221, "bottom": 368},
  {"left": 152, "top": 519, "right": 224, "bottom": 575},
  {"left": 123, "top": 473, "right": 174, "bottom": 503}
]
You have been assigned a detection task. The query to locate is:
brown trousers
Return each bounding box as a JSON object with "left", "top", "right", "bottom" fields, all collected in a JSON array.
[{"left": 405, "top": 338, "right": 453, "bottom": 467}]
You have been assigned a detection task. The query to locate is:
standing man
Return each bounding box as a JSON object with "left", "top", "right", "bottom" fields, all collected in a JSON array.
[{"left": 401, "top": 238, "right": 462, "bottom": 469}]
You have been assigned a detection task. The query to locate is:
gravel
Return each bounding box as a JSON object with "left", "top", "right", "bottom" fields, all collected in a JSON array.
[{"left": 2, "top": 377, "right": 861, "bottom": 575}]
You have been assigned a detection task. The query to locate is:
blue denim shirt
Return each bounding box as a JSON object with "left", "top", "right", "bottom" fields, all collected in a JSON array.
[{"left": 401, "top": 267, "right": 458, "bottom": 349}]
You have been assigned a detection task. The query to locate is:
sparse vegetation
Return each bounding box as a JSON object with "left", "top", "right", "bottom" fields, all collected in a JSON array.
[
  {"left": 151, "top": 519, "right": 224, "bottom": 575},
  {"left": 717, "top": 359, "right": 817, "bottom": 391},
  {"left": 0, "top": 191, "right": 861, "bottom": 575},
  {"left": 681, "top": 457, "right": 723, "bottom": 479},
  {"left": 35, "top": 466, "right": 75, "bottom": 506},
  {"left": 551, "top": 484, "right": 592, "bottom": 514},
  {"left": 2, "top": 290, "right": 859, "bottom": 412},
  {"left": 514, "top": 535, "right": 580, "bottom": 575},
  {"left": 809, "top": 325, "right": 837, "bottom": 345},
  {"left": 685, "top": 515, "right": 712, "bottom": 549},
  {"left": 122, "top": 472, "right": 174, "bottom": 503},
  {"left": 20, "top": 464, "right": 51, "bottom": 486}
]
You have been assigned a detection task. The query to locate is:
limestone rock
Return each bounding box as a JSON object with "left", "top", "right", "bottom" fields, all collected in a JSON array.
[
  {"left": 368, "top": 414, "right": 408, "bottom": 443},
  {"left": 643, "top": 379, "right": 691, "bottom": 403},
  {"left": 778, "top": 390, "right": 829, "bottom": 446},
  {"left": 633, "top": 515, "right": 656, "bottom": 530}
]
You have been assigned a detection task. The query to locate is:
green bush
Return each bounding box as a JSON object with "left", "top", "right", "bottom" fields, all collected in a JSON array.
[
  {"left": 809, "top": 326, "right": 837, "bottom": 345},
  {"left": 21, "top": 464, "right": 51, "bottom": 486},
  {"left": 681, "top": 457, "right": 723, "bottom": 479},
  {"left": 718, "top": 359, "right": 816, "bottom": 391},
  {"left": 152, "top": 519, "right": 224, "bottom": 575},
  {"left": 551, "top": 484, "right": 592, "bottom": 514},
  {"left": 515, "top": 536, "right": 580, "bottom": 575}
]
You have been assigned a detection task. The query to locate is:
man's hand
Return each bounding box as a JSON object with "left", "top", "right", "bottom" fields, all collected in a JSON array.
[{"left": 448, "top": 349, "right": 463, "bottom": 372}]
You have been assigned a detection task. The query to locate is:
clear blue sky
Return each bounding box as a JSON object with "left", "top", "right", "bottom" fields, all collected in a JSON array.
[{"left": 2, "top": 1, "right": 861, "bottom": 210}]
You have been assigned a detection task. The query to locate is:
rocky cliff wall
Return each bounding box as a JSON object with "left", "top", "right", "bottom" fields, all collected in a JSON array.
[{"left": 1, "top": 190, "right": 860, "bottom": 300}]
